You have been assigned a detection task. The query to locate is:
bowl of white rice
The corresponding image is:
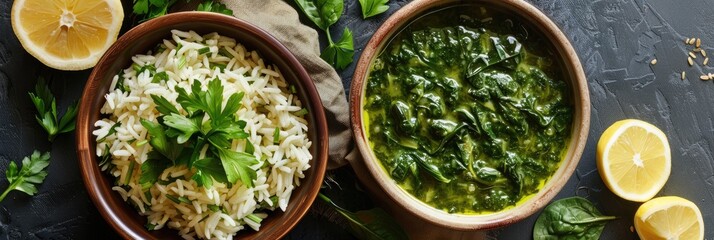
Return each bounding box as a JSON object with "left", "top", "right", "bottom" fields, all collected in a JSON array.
[{"left": 75, "top": 12, "right": 328, "bottom": 239}]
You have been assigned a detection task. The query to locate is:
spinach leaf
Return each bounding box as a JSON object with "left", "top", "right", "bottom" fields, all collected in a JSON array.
[
  {"left": 411, "top": 153, "right": 451, "bottom": 183},
  {"left": 533, "top": 197, "right": 616, "bottom": 240},
  {"left": 293, "top": 0, "right": 343, "bottom": 30},
  {"left": 466, "top": 36, "right": 522, "bottom": 77},
  {"left": 359, "top": 0, "right": 389, "bottom": 19},
  {"left": 293, "top": 0, "right": 354, "bottom": 69},
  {"left": 318, "top": 193, "right": 408, "bottom": 240}
]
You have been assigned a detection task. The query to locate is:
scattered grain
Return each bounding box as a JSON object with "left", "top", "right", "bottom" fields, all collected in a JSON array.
[
  {"left": 689, "top": 57, "right": 694, "bottom": 66},
  {"left": 705, "top": 57, "right": 709, "bottom": 65},
  {"left": 694, "top": 48, "right": 702, "bottom": 52},
  {"left": 686, "top": 38, "right": 691, "bottom": 44},
  {"left": 697, "top": 38, "right": 702, "bottom": 48},
  {"left": 703, "top": 49, "right": 707, "bottom": 57},
  {"left": 682, "top": 71, "right": 686, "bottom": 80},
  {"left": 650, "top": 59, "right": 657, "bottom": 65},
  {"left": 701, "top": 74, "right": 710, "bottom": 80},
  {"left": 689, "top": 52, "right": 697, "bottom": 58}
]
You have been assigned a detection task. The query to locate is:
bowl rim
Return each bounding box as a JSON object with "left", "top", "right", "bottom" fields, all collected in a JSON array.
[
  {"left": 349, "top": 0, "right": 590, "bottom": 230},
  {"left": 75, "top": 12, "right": 328, "bottom": 239}
]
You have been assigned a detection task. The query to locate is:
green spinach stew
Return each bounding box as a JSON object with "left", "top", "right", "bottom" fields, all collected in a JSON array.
[{"left": 363, "top": 6, "right": 573, "bottom": 214}]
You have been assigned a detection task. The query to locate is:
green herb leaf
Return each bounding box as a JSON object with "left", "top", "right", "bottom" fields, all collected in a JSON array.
[
  {"left": 140, "top": 119, "right": 182, "bottom": 160},
  {"left": 321, "top": 28, "right": 354, "bottom": 69},
  {"left": 192, "top": 157, "right": 228, "bottom": 188},
  {"left": 165, "top": 194, "right": 182, "bottom": 204},
  {"left": 293, "top": 0, "right": 343, "bottom": 30},
  {"left": 246, "top": 213, "right": 263, "bottom": 223},
  {"left": 294, "top": 108, "right": 308, "bottom": 116},
  {"left": 533, "top": 197, "right": 616, "bottom": 240},
  {"left": 163, "top": 113, "right": 200, "bottom": 144},
  {"left": 145, "top": 222, "right": 156, "bottom": 231},
  {"left": 273, "top": 127, "right": 280, "bottom": 144},
  {"left": 411, "top": 153, "right": 452, "bottom": 183},
  {"left": 196, "top": 1, "right": 234, "bottom": 16},
  {"left": 133, "top": 0, "right": 179, "bottom": 21},
  {"left": 150, "top": 95, "right": 179, "bottom": 115},
  {"left": 359, "top": 0, "right": 389, "bottom": 19},
  {"left": 198, "top": 47, "right": 211, "bottom": 55},
  {"left": 139, "top": 154, "right": 171, "bottom": 190},
  {"left": 152, "top": 71, "right": 169, "bottom": 83},
  {"left": 318, "top": 193, "right": 408, "bottom": 240},
  {"left": 215, "top": 148, "right": 258, "bottom": 187},
  {"left": 28, "top": 78, "right": 78, "bottom": 141},
  {"left": 0, "top": 151, "right": 51, "bottom": 202},
  {"left": 125, "top": 160, "right": 136, "bottom": 185}
]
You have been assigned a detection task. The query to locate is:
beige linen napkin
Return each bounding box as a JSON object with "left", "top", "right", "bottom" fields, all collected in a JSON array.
[{"left": 222, "top": 0, "right": 353, "bottom": 169}]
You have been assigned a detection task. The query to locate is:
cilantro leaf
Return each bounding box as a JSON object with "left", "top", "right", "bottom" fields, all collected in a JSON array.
[
  {"left": 215, "top": 148, "right": 258, "bottom": 187},
  {"left": 29, "top": 78, "right": 79, "bottom": 142},
  {"left": 359, "top": 0, "right": 389, "bottom": 19},
  {"left": 197, "top": 1, "right": 234, "bottom": 16},
  {"left": 293, "top": 0, "right": 343, "bottom": 31},
  {"left": 192, "top": 157, "right": 228, "bottom": 188},
  {"left": 321, "top": 28, "right": 354, "bottom": 69},
  {"left": 139, "top": 153, "right": 171, "bottom": 190},
  {"left": 0, "top": 151, "right": 51, "bottom": 202}
]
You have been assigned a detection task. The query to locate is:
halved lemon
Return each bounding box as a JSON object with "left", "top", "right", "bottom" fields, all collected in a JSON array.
[
  {"left": 597, "top": 119, "right": 671, "bottom": 202},
  {"left": 11, "top": 0, "right": 124, "bottom": 70},
  {"left": 634, "top": 196, "right": 704, "bottom": 240}
]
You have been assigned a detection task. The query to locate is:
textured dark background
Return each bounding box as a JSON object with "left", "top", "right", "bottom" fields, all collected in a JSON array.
[{"left": 1, "top": 0, "right": 713, "bottom": 239}]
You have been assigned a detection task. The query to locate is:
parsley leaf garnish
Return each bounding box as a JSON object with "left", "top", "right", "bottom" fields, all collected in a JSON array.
[
  {"left": 0, "top": 151, "right": 51, "bottom": 202},
  {"left": 197, "top": 1, "right": 234, "bottom": 16},
  {"left": 29, "top": 78, "right": 79, "bottom": 142},
  {"left": 140, "top": 78, "right": 258, "bottom": 188},
  {"left": 321, "top": 28, "right": 354, "bottom": 70},
  {"left": 359, "top": 0, "right": 389, "bottom": 19},
  {"left": 293, "top": 0, "right": 355, "bottom": 69},
  {"left": 132, "top": 0, "right": 179, "bottom": 21}
]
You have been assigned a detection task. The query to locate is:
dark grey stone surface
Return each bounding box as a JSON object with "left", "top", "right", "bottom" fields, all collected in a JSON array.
[{"left": 0, "top": 0, "right": 712, "bottom": 239}]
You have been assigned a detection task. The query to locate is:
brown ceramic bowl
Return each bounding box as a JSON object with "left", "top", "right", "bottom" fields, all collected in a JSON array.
[
  {"left": 350, "top": 0, "right": 590, "bottom": 233},
  {"left": 76, "top": 12, "right": 328, "bottom": 239}
]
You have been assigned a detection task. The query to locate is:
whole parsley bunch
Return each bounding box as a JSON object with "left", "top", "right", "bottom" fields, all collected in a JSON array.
[{"left": 139, "top": 78, "right": 258, "bottom": 190}]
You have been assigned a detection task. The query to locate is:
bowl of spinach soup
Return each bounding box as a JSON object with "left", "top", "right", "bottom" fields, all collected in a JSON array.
[{"left": 350, "top": 0, "right": 590, "bottom": 231}]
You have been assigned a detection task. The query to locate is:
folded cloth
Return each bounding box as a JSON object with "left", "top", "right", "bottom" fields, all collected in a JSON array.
[{"left": 223, "top": 0, "right": 354, "bottom": 169}]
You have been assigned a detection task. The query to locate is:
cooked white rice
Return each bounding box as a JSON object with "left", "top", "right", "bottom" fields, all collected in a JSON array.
[{"left": 93, "top": 30, "right": 312, "bottom": 240}]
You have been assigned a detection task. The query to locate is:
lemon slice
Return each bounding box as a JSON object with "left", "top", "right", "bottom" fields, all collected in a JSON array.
[
  {"left": 11, "top": 0, "right": 124, "bottom": 70},
  {"left": 597, "top": 119, "right": 671, "bottom": 202},
  {"left": 634, "top": 196, "right": 704, "bottom": 240}
]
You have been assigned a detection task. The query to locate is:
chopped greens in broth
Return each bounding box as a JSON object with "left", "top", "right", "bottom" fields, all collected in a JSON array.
[{"left": 364, "top": 6, "right": 573, "bottom": 214}]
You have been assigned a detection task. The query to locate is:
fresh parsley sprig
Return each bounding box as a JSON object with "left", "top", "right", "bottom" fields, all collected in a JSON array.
[
  {"left": 359, "top": 0, "right": 389, "bottom": 19},
  {"left": 132, "top": 0, "right": 179, "bottom": 21},
  {"left": 29, "top": 78, "right": 79, "bottom": 142},
  {"left": 197, "top": 1, "right": 234, "bottom": 15},
  {"left": 294, "top": 0, "right": 355, "bottom": 69},
  {"left": 139, "top": 78, "right": 258, "bottom": 190},
  {"left": 0, "top": 151, "right": 51, "bottom": 202}
]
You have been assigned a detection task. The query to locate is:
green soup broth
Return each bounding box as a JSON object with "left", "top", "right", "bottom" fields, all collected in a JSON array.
[{"left": 363, "top": 5, "right": 573, "bottom": 214}]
